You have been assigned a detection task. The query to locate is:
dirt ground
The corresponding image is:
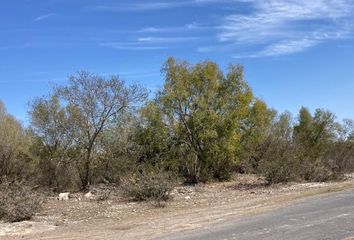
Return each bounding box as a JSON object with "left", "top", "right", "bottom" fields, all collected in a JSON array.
[{"left": 1, "top": 174, "right": 353, "bottom": 240}]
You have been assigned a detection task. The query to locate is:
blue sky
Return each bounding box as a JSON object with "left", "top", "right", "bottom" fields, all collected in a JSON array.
[{"left": 1, "top": 0, "right": 354, "bottom": 123}]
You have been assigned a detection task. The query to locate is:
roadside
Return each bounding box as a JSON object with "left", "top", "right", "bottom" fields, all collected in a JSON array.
[{"left": 1, "top": 174, "right": 353, "bottom": 240}]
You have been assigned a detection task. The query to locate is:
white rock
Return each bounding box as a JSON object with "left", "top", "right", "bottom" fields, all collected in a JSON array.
[
  {"left": 58, "top": 192, "right": 70, "bottom": 201},
  {"left": 84, "top": 192, "right": 94, "bottom": 199},
  {"left": 184, "top": 196, "right": 191, "bottom": 200}
]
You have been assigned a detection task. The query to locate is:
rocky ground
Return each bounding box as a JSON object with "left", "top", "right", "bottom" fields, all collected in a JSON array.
[{"left": 1, "top": 174, "right": 353, "bottom": 240}]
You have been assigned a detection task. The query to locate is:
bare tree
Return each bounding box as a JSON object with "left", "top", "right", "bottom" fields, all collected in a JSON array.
[{"left": 56, "top": 71, "right": 148, "bottom": 189}]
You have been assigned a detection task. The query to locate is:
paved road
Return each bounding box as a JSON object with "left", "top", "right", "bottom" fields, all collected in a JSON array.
[{"left": 158, "top": 189, "right": 354, "bottom": 240}]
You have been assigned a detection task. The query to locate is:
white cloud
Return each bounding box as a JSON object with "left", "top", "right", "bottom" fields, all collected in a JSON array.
[
  {"left": 33, "top": 13, "right": 55, "bottom": 22},
  {"left": 87, "top": 2, "right": 187, "bottom": 12},
  {"left": 234, "top": 38, "right": 318, "bottom": 58},
  {"left": 100, "top": 36, "right": 201, "bottom": 50},
  {"left": 86, "top": 0, "right": 249, "bottom": 12},
  {"left": 218, "top": 0, "right": 354, "bottom": 57},
  {"left": 99, "top": 42, "right": 167, "bottom": 50},
  {"left": 137, "top": 36, "right": 199, "bottom": 43},
  {"left": 139, "top": 23, "right": 208, "bottom": 33},
  {"left": 91, "top": 0, "right": 354, "bottom": 57}
]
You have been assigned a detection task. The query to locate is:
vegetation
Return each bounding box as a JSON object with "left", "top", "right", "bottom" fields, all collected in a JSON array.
[
  {"left": 0, "top": 178, "right": 44, "bottom": 222},
  {"left": 121, "top": 168, "right": 177, "bottom": 206},
  {"left": 1, "top": 57, "right": 354, "bottom": 220}
]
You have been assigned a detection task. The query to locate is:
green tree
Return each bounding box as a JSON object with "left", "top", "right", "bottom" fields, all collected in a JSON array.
[
  {"left": 240, "top": 99, "right": 276, "bottom": 172},
  {"left": 293, "top": 108, "right": 339, "bottom": 181},
  {"left": 134, "top": 101, "right": 172, "bottom": 167},
  {"left": 0, "top": 101, "right": 32, "bottom": 181},
  {"left": 29, "top": 95, "right": 80, "bottom": 190},
  {"left": 258, "top": 112, "right": 297, "bottom": 183},
  {"left": 158, "top": 58, "right": 253, "bottom": 182},
  {"left": 294, "top": 108, "right": 337, "bottom": 160}
]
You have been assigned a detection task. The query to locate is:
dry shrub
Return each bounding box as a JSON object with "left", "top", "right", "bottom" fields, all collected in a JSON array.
[
  {"left": 259, "top": 158, "right": 299, "bottom": 184},
  {"left": 0, "top": 179, "right": 44, "bottom": 222},
  {"left": 121, "top": 169, "right": 177, "bottom": 206},
  {"left": 301, "top": 160, "right": 335, "bottom": 182}
]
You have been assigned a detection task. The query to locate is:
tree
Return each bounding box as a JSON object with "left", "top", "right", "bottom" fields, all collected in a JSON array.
[
  {"left": 294, "top": 108, "right": 337, "bottom": 160},
  {"left": 96, "top": 111, "right": 140, "bottom": 183},
  {"left": 29, "top": 95, "right": 79, "bottom": 190},
  {"left": 258, "top": 111, "right": 297, "bottom": 183},
  {"left": 240, "top": 99, "right": 276, "bottom": 172},
  {"left": 326, "top": 119, "right": 354, "bottom": 174},
  {"left": 0, "top": 101, "right": 32, "bottom": 180},
  {"left": 55, "top": 71, "right": 148, "bottom": 189},
  {"left": 134, "top": 101, "right": 172, "bottom": 167},
  {"left": 158, "top": 58, "right": 253, "bottom": 182},
  {"left": 293, "top": 108, "right": 339, "bottom": 181}
]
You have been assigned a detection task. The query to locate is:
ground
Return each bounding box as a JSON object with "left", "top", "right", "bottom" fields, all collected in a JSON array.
[{"left": 0, "top": 175, "right": 353, "bottom": 240}]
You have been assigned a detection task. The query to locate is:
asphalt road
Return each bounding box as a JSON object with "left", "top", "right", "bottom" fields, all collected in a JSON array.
[{"left": 158, "top": 189, "right": 354, "bottom": 240}]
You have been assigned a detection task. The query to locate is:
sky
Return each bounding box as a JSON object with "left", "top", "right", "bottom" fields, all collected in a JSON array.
[{"left": 1, "top": 0, "right": 354, "bottom": 124}]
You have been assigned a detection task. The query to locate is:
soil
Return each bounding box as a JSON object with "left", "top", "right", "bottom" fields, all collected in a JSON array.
[{"left": 1, "top": 174, "right": 353, "bottom": 240}]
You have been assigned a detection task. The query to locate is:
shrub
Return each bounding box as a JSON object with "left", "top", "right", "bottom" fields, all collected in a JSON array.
[
  {"left": 0, "top": 179, "right": 44, "bottom": 222},
  {"left": 259, "top": 158, "right": 299, "bottom": 184},
  {"left": 301, "top": 160, "right": 334, "bottom": 182},
  {"left": 121, "top": 169, "right": 177, "bottom": 206}
]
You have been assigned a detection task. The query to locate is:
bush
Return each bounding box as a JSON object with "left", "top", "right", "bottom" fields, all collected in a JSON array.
[
  {"left": 0, "top": 179, "right": 44, "bottom": 222},
  {"left": 259, "top": 157, "right": 299, "bottom": 184},
  {"left": 301, "top": 160, "right": 334, "bottom": 182},
  {"left": 121, "top": 169, "right": 177, "bottom": 206}
]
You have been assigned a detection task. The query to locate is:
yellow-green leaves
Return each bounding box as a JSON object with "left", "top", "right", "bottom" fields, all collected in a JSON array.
[{"left": 157, "top": 57, "right": 255, "bottom": 182}]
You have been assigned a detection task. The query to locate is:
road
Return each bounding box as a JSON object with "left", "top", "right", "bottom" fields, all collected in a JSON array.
[{"left": 158, "top": 189, "right": 354, "bottom": 240}]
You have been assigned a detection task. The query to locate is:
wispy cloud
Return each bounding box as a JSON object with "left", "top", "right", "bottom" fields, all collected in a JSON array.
[
  {"left": 233, "top": 39, "right": 318, "bottom": 58},
  {"left": 33, "top": 13, "right": 55, "bottom": 22},
  {"left": 100, "top": 36, "right": 201, "bottom": 50},
  {"left": 137, "top": 36, "right": 199, "bottom": 43},
  {"left": 89, "top": 0, "right": 354, "bottom": 57},
  {"left": 216, "top": 0, "right": 354, "bottom": 57},
  {"left": 87, "top": 2, "right": 185, "bottom": 12},
  {"left": 85, "top": 0, "right": 247, "bottom": 12},
  {"left": 100, "top": 42, "right": 167, "bottom": 50},
  {"left": 139, "top": 22, "right": 207, "bottom": 33}
]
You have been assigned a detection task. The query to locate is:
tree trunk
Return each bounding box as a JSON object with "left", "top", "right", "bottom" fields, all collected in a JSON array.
[{"left": 81, "top": 148, "right": 92, "bottom": 190}]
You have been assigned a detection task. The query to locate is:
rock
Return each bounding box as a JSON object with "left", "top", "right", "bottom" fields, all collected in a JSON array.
[
  {"left": 184, "top": 196, "right": 191, "bottom": 200},
  {"left": 58, "top": 192, "right": 70, "bottom": 201},
  {"left": 84, "top": 192, "right": 94, "bottom": 200}
]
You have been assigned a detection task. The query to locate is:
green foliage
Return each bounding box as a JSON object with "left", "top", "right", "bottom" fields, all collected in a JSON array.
[
  {"left": 134, "top": 102, "right": 172, "bottom": 167},
  {"left": 259, "top": 108, "right": 352, "bottom": 184},
  {"left": 94, "top": 112, "right": 140, "bottom": 184},
  {"left": 29, "top": 95, "right": 79, "bottom": 191},
  {"left": 29, "top": 72, "right": 147, "bottom": 190},
  {"left": 294, "top": 108, "right": 337, "bottom": 160},
  {"left": 0, "top": 101, "right": 33, "bottom": 181},
  {"left": 158, "top": 57, "right": 253, "bottom": 182},
  {"left": 55, "top": 71, "right": 148, "bottom": 189},
  {"left": 257, "top": 112, "right": 299, "bottom": 184},
  {"left": 293, "top": 108, "right": 340, "bottom": 181},
  {"left": 240, "top": 99, "right": 276, "bottom": 172},
  {"left": 2, "top": 58, "right": 354, "bottom": 190}
]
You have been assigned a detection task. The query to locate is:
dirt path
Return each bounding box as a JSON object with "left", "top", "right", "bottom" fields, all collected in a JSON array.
[
  {"left": 162, "top": 187, "right": 354, "bottom": 240},
  {"left": 1, "top": 176, "right": 353, "bottom": 240}
]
